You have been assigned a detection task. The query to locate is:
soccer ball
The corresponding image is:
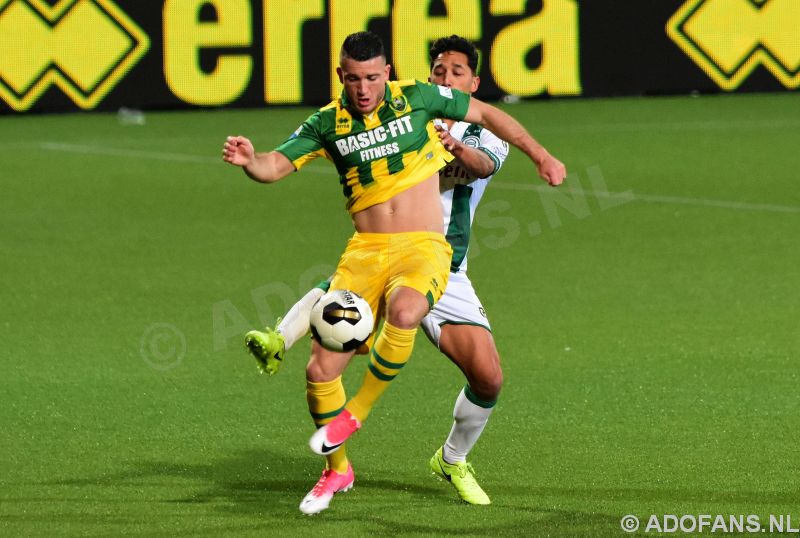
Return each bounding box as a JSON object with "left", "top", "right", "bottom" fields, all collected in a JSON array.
[{"left": 310, "top": 289, "right": 374, "bottom": 352}]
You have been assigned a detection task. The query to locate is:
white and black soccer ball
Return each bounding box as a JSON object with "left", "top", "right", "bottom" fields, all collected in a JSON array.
[{"left": 310, "top": 290, "right": 374, "bottom": 352}]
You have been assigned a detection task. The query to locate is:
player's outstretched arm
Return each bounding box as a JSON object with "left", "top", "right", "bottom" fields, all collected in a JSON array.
[
  {"left": 222, "top": 136, "right": 295, "bottom": 183},
  {"left": 463, "top": 99, "right": 566, "bottom": 186}
]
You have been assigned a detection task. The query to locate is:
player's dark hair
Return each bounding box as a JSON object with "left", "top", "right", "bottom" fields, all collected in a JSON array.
[
  {"left": 429, "top": 35, "right": 480, "bottom": 74},
  {"left": 341, "top": 31, "right": 386, "bottom": 62}
]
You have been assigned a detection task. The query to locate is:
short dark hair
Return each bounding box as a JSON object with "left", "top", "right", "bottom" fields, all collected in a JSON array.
[
  {"left": 341, "top": 31, "right": 386, "bottom": 62},
  {"left": 429, "top": 35, "right": 480, "bottom": 74}
]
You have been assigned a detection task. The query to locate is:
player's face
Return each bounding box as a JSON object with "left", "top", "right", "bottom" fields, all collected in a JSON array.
[
  {"left": 429, "top": 51, "right": 479, "bottom": 95},
  {"left": 337, "top": 56, "right": 391, "bottom": 115}
]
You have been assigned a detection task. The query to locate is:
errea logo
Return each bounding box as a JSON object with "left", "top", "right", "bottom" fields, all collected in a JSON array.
[
  {"left": 335, "top": 114, "right": 352, "bottom": 135},
  {"left": 667, "top": 0, "right": 800, "bottom": 90},
  {"left": 0, "top": 0, "right": 150, "bottom": 111}
]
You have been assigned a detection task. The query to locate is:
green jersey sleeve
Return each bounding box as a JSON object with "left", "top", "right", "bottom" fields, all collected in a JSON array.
[
  {"left": 414, "top": 81, "right": 470, "bottom": 121},
  {"left": 274, "top": 112, "right": 329, "bottom": 170}
]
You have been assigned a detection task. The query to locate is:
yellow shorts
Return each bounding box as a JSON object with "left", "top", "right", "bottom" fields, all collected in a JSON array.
[{"left": 329, "top": 231, "right": 453, "bottom": 349}]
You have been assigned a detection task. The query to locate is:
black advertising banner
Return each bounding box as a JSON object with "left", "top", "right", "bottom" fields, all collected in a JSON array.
[{"left": 0, "top": 0, "right": 797, "bottom": 114}]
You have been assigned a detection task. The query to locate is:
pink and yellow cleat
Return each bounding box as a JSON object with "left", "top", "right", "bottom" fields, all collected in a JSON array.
[{"left": 299, "top": 464, "right": 355, "bottom": 515}]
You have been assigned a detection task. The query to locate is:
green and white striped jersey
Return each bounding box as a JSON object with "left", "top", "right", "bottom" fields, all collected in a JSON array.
[{"left": 439, "top": 122, "right": 509, "bottom": 273}]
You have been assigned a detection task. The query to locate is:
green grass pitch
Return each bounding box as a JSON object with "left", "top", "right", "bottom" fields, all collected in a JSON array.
[{"left": 2, "top": 92, "right": 799, "bottom": 537}]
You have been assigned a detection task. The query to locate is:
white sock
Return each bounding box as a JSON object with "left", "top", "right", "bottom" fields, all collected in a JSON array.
[
  {"left": 442, "top": 386, "right": 495, "bottom": 464},
  {"left": 276, "top": 287, "right": 325, "bottom": 350}
]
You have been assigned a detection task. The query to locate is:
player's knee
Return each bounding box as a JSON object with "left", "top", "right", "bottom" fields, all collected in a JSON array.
[
  {"left": 305, "top": 360, "right": 325, "bottom": 382},
  {"left": 468, "top": 361, "right": 503, "bottom": 401},
  {"left": 385, "top": 298, "right": 425, "bottom": 329},
  {"left": 474, "top": 374, "right": 503, "bottom": 401},
  {"left": 386, "top": 307, "right": 422, "bottom": 329},
  {"left": 489, "top": 366, "right": 504, "bottom": 397},
  {"left": 305, "top": 353, "right": 337, "bottom": 382},
  {"left": 386, "top": 288, "right": 428, "bottom": 329}
]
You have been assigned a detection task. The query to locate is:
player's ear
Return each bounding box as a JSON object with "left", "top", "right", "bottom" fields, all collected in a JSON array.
[
  {"left": 471, "top": 75, "right": 480, "bottom": 93},
  {"left": 336, "top": 66, "right": 344, "bottom": 84},
  {"left": 384, "top": 63, "right": 391, "bottom": 80}
]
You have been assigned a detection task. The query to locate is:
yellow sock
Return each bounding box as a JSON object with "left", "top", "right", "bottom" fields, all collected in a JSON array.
[
  {"left": 306, "top": 377, "right": 350, "bottom": 474},
  {"left": 346, "top": 322, "right": 416, "bottom": 422}
]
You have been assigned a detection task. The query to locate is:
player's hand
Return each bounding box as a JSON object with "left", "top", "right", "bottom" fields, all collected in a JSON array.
[
  {"left": 434, "top": 123, "right": 459, "bottom": 153},
  {"left": 222, "top": 135, "right": 255, "bottom": 167},
  {"left": 536, "top": 152, "right": 566, "bottom": 186}
]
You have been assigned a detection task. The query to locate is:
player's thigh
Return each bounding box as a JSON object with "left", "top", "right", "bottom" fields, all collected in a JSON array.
[
  {"left": 420, "top": 272, "right": 502, "bottom": 398},
  {"left": 387, "top": 232, "right": 452, "bottom": 306},
  {"left": 420, "top": 271, "right": 491, "bottom": 344},
  {"left": 329, "top": 233, "right": 387, "bottom": 323}
]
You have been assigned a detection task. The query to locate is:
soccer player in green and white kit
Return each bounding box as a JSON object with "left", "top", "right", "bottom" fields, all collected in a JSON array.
[{"left": 245, "top": 35, "right": 524, "bottom": 506}]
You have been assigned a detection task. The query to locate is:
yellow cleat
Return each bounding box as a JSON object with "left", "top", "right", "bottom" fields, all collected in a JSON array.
[
  {"left": 244, "top": 326, "right": 286, "bottom": 376},
  {"left": 430, "top": 447, "right": 491, "bottom": 505}
]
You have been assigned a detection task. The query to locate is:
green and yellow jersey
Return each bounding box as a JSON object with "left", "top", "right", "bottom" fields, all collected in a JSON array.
[{"left": 275, "top": 80, "right": 470, "bottom": 214}]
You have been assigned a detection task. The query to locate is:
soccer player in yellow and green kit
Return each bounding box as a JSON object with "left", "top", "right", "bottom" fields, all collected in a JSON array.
[{"left": 222, "top": 31, "right": 565, "bottom": 515}]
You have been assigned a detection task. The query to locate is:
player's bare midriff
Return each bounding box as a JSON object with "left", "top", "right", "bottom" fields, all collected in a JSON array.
[{"left": 351, "top": 174, "right": 443, "bottom": 234}]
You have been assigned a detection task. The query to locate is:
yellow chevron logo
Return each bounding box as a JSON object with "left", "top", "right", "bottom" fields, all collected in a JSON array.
[
  {"left": 0, "top": 0, "right": 149, "bottom": 111},
  {"left": 667, "top": 0, "right": 800, "bottom": 90}
]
